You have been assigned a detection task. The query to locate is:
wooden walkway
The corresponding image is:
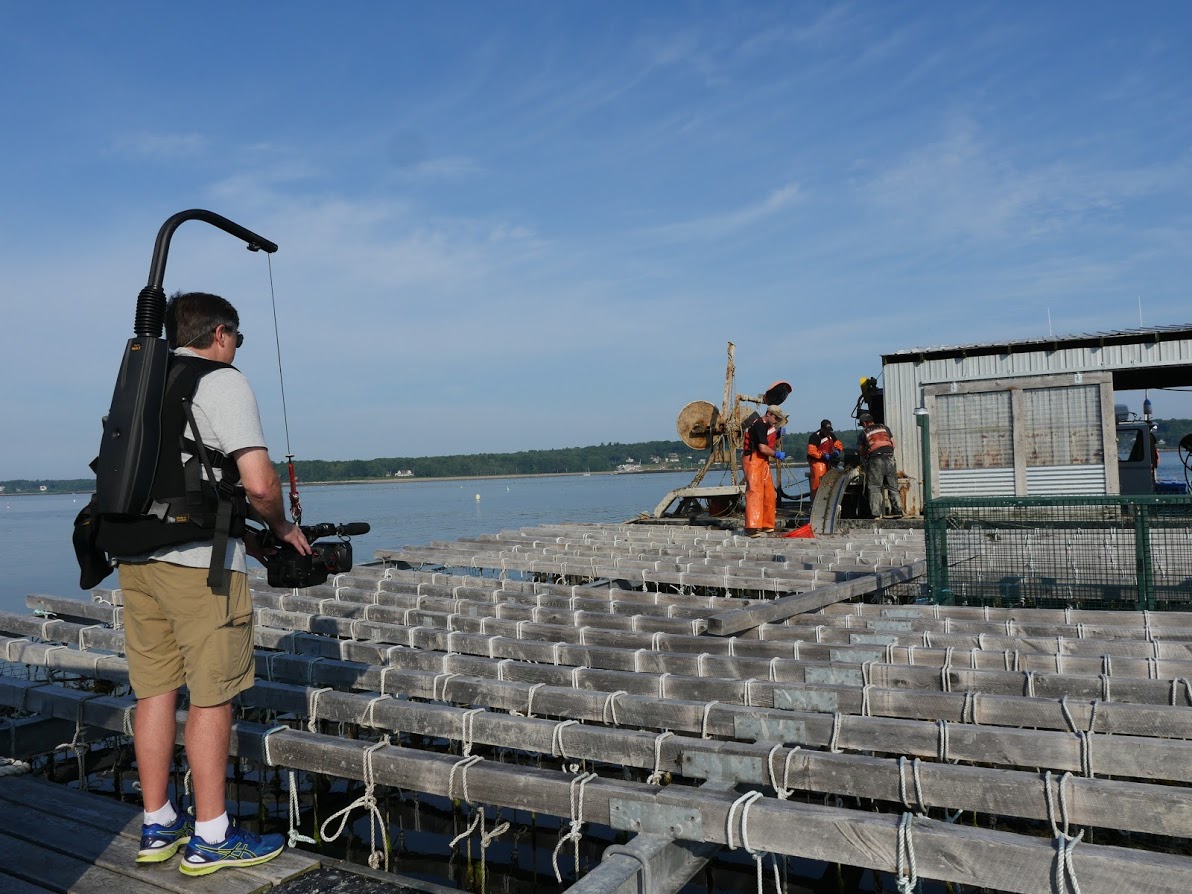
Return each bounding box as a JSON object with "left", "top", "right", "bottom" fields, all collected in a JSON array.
[
  {"left": 0, "top": 773, "right": 318, "bottom": 894},
  {"left": 2, "top": 521, "right": 1192, "bottom": 893}
]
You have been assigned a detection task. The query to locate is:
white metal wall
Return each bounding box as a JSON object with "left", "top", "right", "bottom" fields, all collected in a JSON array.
[{"left": 880, "top": 333, "right": 1192, "bottom": 513}]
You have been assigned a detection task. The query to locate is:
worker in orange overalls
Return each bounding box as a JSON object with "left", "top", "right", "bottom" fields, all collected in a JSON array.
[
  {"left": 807, "top": 419, "right": 844, "bottom": 499},
  {"left": 743, "top": 405, "right": 788, "bottom": 536}
]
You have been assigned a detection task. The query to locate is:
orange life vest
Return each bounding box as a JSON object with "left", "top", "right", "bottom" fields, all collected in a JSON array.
[{"left": 861, "top": 424, "right": 895, "bottom": 456}]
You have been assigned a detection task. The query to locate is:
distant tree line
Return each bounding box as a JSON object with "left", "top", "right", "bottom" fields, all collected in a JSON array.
[
  {"left": 6, "top": 421, "right": 1191, "bottom": 495},
  {"left": 276, "top": 440, "right": 706, "bottom": 482}
]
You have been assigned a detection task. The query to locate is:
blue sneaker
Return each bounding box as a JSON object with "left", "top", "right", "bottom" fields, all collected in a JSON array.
[
  {"left": 137, "top": 809, "right": 193, "bottom": 863},
  {"left": 179, "top": 819, "right": 285, "bottom": 876}
]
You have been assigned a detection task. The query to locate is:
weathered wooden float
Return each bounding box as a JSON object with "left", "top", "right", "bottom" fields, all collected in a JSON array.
[{"left": 3, "top": 522, "right": 1192, "bottom": 894}]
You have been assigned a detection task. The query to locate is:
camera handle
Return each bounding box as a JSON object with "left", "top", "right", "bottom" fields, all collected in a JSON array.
[{"left": 252, "top": 521, "right": 370, "bottom": 552}]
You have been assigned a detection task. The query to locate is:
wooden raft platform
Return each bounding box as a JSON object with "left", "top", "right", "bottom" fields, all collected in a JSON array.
[{"left": 3, "top": 521, "right": 1192, "bottom": 894}]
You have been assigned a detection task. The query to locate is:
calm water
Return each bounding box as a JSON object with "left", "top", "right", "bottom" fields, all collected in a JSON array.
[
  {"left": 4, "top": 451, "right": 1188, "bottom": 617},
  {"left": 0, "top": 471, "right": 699, "bottom": 615}
]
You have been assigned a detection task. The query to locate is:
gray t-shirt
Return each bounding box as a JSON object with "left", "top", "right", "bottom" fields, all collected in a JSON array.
[{"left": 129, "top": 348, "right": 268, "bottom": 572}]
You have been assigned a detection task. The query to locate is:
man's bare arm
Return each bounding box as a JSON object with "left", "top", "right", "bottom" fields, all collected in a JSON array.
[{"left": 233, "top": 446, "right": 310, "bottom": 555}]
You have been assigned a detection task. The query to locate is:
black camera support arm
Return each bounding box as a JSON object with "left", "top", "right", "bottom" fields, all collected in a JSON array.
[{"left": 134, "top": 209, "right": 279, "bottom": 338}]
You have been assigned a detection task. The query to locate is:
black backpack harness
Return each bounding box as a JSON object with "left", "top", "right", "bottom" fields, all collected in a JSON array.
[{"left": 90, "top": 354, "right": 249, "bottom": 592}]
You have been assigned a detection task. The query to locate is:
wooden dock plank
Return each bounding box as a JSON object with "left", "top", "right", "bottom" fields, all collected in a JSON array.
[
  {"left": 0, "top": 775, "right": 319, "bottom": 892},
  {"left": 0, "top": 830, "right": 168, "bottom": 894},
  {"left": 0, "top": 870, "right": 56, "bottom": 894},
  {"left": 706, "top": 561, "right": 928, "bottom": 635}
]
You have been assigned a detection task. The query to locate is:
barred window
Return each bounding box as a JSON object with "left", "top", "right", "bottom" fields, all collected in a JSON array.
[
  {"left": 1021, "top": 385, "right": 1103, "bottom": 466},
  {"left": 935, "top": 391, "right": 1013, "bottom": 469}
]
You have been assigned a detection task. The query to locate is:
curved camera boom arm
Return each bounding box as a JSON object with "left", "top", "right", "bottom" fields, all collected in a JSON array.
[{"left": 135, "top": 209, "right": 279, "bottom": 338}]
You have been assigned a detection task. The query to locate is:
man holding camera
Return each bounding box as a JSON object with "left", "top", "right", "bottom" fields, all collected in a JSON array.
[{"left": 117, "top": 291, "right": 309, "bottom": 875}]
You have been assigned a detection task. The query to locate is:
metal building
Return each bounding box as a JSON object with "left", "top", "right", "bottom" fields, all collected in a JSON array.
[{"left": 879, "top": 324, "right": 1192, "bottom": 515}]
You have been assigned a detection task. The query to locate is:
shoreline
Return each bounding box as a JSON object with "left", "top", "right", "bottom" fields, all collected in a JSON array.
[{"left": 298, "top": 467, "right": 698, "bottom": 487}]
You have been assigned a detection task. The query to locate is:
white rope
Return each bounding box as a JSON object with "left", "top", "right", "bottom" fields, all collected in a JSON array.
[
  {"left": 961, "top": 690, "right": 978, "bottom": 724},
  {"left": 497, "top": 659, "right": 515, "bottom": 682},
  {"left": 77, "top": 624, "right": 104, "bottom": 652},
  {"left": 936, "top": 720, "right": 951, "bottom": 763},
  {"left": 658, "top": 672, "right": 671, "bottom": 699},
  {"left": 4, "top": 638, "right": 24, "bottom": 663},
  {"left": 1172, "top": 678, "right": 1192, "bottom": 707},
  {"left": 895, "top": 812, "right": 921, "bottom": 893},
  {"left": 897, "top": 756, "right": 926, "bottom": 812},
  {"left": 829, "top": 712, "right": 843, "bottom": 753},
  {"left": 766, "top": 744, "right": 801, "bottom": 800},
  {"left": 725, "top": 791, "right": 779, "bottom": 894},
  {"left": 646, "top": 731, "right": 674, "bottom": 784},
  {"left": 447, "top": 754, "right": 510, "bottom": 867},
  {"left": 362, "top": 694, "right": 391, "bottom": 728},
  {"left": 743, "top": 678, "right": 758, "bottom": 707},
  {"left": 1043, "top": 771, "right": 1084, "bottom": 894},
  {"left": 306, "top": 687, "right": 333, "bottom": 733},
  {"left": 523, "top": 682, "right": 547, "bottom": 719},
  {"left": 321, "top": 738, "right": 392, "bottom": 870},
  {"left": 433, "top": 672, "right": 460, "bottom": 701},
  {"left": 551, "top": 719, "right": 579, "bottom": 761},
  {"left": 551, "top": 772, "right": 598, "bottom": 882},
  {"left": 284, "top": 769, "right": 317, "bottom": 848},
  {"left": 601, "top": 690, "right": 628, "bottom": 726},
  {"left": 261, "top": 724, "right": 287, "bottom": 767},
  {"left": 303, "top": 655, "right": 325, "bottom": 686},
  {"left": 700, "top": 701, "right": 720, "bottom": 738},
  {"left": 459, "top": 708, "right": 485, "bottom": 757}
]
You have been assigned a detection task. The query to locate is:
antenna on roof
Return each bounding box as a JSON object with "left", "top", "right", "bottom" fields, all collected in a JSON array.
[
  {"left": 1047, "top": 307, "right": 1053, "bottom": 337},
  {"left": 1138, "top": 297, "right": 1144, "bottom": 327}
]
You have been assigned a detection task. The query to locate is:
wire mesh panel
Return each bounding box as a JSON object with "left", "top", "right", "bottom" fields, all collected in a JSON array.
[{"left": 924, "top": 494, "right": 1192, "bottom": 610}]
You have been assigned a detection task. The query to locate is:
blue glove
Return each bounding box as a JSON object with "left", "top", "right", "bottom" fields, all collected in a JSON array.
[
  {"left": 824, "top": 451, "right": 837, "bottom": 462},
  {"left": 778, "top": 427, "right": 787, "bottom": 436},
  {"left": 774, "top": 450, "right": 787, "bottom": 461}
]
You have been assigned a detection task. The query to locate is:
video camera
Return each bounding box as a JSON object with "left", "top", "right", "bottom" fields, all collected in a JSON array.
[{"left": 255, "top": 521, "right": 370, "bottom": 588}]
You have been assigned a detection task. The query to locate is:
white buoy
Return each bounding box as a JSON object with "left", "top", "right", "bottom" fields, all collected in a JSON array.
[{"left": 475, "top": 494, "right": 481, "bottom": 501}]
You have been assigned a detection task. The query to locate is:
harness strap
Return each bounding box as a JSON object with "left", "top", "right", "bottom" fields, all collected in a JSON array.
[{"left": 183, "top": 399, "right": 236, "bottom": 595}]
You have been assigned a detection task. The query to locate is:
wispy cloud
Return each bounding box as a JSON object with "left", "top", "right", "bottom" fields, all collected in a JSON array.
[
  {"left": 854, "top": 120, "right": 1192, "bottom": 244},
  {"left": 644, "top": 182, "right": 802, "bottom": 242}
]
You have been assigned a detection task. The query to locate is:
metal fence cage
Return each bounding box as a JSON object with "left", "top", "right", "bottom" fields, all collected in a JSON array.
[{"left": 924, "top": 494, "right": 1192, "bottom": 611}]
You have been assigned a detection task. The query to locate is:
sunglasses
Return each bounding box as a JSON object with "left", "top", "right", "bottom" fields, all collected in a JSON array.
[{"left": 221, "top": 325, "right": 244, "bottom": 348}]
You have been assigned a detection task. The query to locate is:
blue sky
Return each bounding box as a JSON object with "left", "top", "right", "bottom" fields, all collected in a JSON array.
[{"left": 2, "top": 2, "right": 1191, "bottom": 479}]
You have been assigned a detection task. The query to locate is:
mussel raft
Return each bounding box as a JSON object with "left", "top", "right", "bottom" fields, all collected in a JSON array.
[{"left": 3, "top": 521, "right": 1192, "bottom": 894}]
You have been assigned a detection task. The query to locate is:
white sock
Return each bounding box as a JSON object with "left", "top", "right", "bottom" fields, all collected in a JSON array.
[
  {"left": 144, "top": 802, "right": 177, "bottom": 827},
  {"left": 195, "top": 813, "right": 230, "bottom": 844}
]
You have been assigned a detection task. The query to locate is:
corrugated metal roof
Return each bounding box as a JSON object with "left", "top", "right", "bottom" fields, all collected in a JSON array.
[{"left": 883, "top": 323, "right": 1192, "bottom": 364}]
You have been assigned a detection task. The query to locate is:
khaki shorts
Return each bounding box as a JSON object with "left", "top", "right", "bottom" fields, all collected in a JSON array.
[{"left": 118, "top": 561, "right": 254, "bottom": 707}]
